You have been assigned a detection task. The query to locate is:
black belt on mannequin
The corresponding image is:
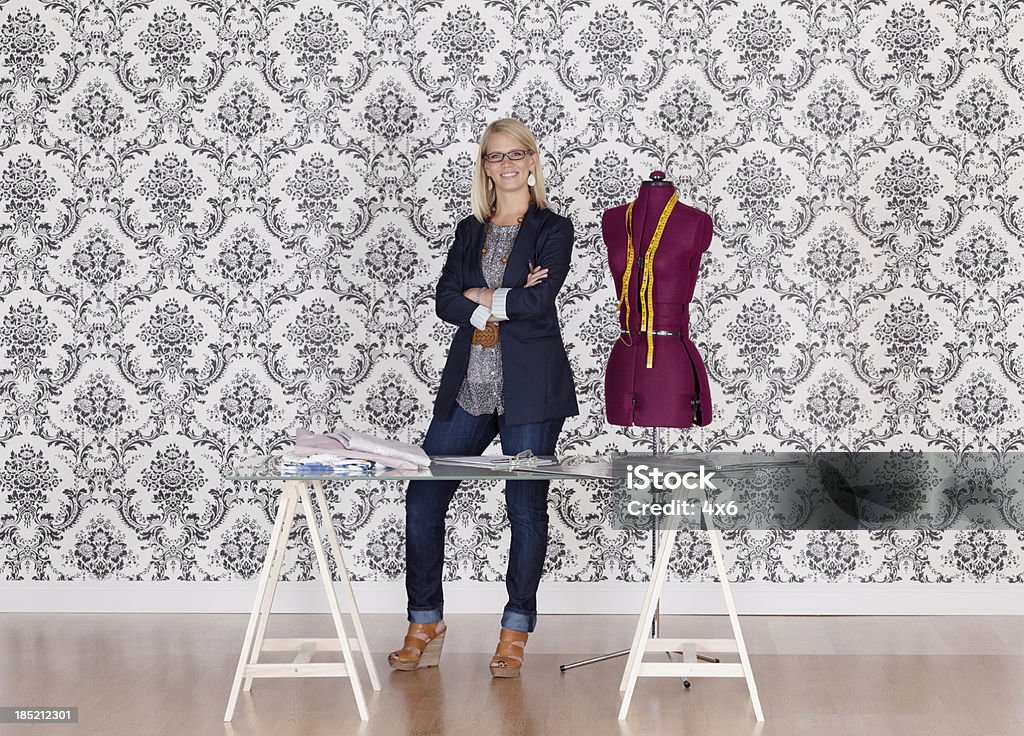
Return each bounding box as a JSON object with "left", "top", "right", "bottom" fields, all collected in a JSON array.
[{"left": 619, "top": 329, "right": 680, "bottom": 337}]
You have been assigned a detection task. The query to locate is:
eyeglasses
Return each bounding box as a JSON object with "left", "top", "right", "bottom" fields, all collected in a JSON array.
[{"left": 482, "top": 149, "right": 533, "bottom": 163}]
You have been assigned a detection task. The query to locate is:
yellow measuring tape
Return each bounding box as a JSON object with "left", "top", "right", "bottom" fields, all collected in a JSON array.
[
  {"left": 615, "top": 203, "right": 636, "bottom": 346},
  {"left": 615, "top": 193, "right": 678, "bottom": 368}
]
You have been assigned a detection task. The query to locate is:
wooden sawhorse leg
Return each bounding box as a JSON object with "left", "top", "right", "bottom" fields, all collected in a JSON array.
[
  {"left": 310, "top": 479, "right": 381, "bottom": 693},
  {"left": 243, "top": 486, "right": 297, "bottom": 693},
  {"left": 224, "top": 479, "right": 378, "bottom": 722},
  {"left": 618, "top": 509, "right": 763, "bottom": 722}
]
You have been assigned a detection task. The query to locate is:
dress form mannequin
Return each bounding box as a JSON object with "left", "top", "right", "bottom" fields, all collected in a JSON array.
[
  {"left": 559, "top": 179, "right": 716, "bottom": 677},
  {"left": 602, "top": 172, "right": 713, "bottom": 428}
]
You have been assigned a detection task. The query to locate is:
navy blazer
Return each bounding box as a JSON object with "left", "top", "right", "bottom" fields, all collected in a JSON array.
[{"left": 434, "top": 203, "right": 579, "bottom": 426}]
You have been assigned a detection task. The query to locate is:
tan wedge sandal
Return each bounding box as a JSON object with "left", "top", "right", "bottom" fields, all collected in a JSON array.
[
  {"left": 387, "top": 621, "right": 447, "bottom": 671},
  {"left": 489, "top": 628, "right": 528, "bottom": 678}
]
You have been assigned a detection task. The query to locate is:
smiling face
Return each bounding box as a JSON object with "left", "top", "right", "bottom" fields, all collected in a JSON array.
[
  {"left": 482, "top": 132, "right": 535, "bottom": 196},
  {"left": 470, "top": 118, "right": 548, "bottom": 222}
]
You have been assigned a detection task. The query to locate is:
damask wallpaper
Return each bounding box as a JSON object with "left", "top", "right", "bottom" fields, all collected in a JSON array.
[{"left": 1, "top": 0, "right": 1023, "bottom": 591}]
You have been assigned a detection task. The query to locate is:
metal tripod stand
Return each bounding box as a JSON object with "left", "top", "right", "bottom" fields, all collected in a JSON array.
[{"left": 559, "top": 428, "right": 719, "bottom": 683}]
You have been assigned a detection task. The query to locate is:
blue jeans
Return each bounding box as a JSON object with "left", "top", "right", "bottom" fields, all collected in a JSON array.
[{"left": 405, "top": 403, "right": 564, "bottom": 633}]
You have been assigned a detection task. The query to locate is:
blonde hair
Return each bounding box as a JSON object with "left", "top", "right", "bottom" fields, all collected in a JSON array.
[{"left": 470, "top": 118, "right": 549, "bottom": 223}]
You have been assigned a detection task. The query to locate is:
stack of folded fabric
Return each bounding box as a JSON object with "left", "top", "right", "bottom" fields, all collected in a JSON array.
[
  {"left": 281, "top": 452, "right": 380, "bottom": 476},
  {"left": 281, "top": 426, "right": 431, "bottom": 474}
]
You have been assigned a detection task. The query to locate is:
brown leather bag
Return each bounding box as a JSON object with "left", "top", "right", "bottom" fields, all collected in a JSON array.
[{"left": 471, "top": 322, "right": 499, "bottom": 347}]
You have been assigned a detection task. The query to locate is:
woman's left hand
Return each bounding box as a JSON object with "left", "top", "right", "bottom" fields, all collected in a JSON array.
[{"left": 524, "top": 263, "right": 548, "bottom": 288}]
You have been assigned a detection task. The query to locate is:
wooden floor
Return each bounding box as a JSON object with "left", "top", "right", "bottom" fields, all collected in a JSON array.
[{"left": 1, "top": 612, "right": 1022, "bottom": 736}]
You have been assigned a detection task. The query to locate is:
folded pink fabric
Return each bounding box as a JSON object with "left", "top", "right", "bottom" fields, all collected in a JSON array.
[
  {"left": 292, "top": 428, "right": 427, "bottom": 469},
  {"left": 329, "top": 427, "right": 431, "bottom": 467}
]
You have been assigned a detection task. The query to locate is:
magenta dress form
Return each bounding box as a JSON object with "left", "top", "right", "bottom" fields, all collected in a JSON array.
[{"left": 602, "top": 174, "right": 713, "bottom": 428}]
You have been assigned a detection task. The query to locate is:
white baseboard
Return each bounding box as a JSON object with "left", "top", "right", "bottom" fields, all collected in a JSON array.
[{"left": 1, "top": 581, "right": 1021, "bottom": 615}]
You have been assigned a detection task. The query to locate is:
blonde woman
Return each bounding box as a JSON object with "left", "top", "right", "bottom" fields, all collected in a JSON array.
[{"left": 387, "top": 118, "right": 578, "bottom": 678}]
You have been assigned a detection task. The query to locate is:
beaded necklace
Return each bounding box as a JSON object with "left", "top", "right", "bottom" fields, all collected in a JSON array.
[{"left": 481, "top": 214, "right": 525, "bottom": 263}]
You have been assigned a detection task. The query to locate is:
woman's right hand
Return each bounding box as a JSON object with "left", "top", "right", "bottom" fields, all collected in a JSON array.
[{"left": 524, "top": 263, "right": 548, "bottom": 288}]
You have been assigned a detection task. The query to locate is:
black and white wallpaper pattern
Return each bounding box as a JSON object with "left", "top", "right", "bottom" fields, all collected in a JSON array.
[{"left": 1, "top": 0, "right": 1023, "bottom": 588}]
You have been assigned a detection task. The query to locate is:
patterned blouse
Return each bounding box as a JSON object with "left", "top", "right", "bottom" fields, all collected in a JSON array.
[{"left": 456, "top": 222, "right": 520, "bottom": 416}]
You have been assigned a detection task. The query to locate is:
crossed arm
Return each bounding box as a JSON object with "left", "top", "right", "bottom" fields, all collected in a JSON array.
[
  {"left": 435, "top": 218, "right": 574, "bottom": 329},
  {"left": 461, "top": 266, "right": 548, "bottom": 327}
]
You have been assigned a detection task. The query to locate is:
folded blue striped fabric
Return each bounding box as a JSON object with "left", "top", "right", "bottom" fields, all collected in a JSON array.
[
  {"left": 281, "top": 449, "right": 378, "bottom": 472},
  {"left": 281, "top": 450, "right": 380, "bottom": 475},
  {"left": 282, "top": 463, "right": 377, "bottom": 476}
]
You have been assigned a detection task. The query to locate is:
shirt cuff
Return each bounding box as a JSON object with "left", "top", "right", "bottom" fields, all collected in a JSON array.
[
  {"left": 490, "top": 288, "right": 510, "bottom": 321},
  {"left": 470, "top": 305, "right": 492, "bottom": 330}
]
